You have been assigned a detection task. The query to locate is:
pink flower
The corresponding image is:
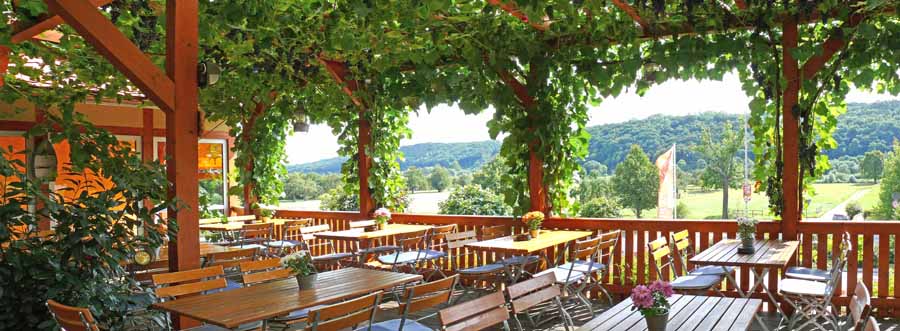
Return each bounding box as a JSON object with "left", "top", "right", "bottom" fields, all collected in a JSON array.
[
  {"left": 373, "top": 208, "right": 391, "bottom": 218},
  {"left": 649, "top": 280, "right": 674, "bottom": 297},
  {"left": 631, "top": 285, "right": 654, "bottom": 309}
]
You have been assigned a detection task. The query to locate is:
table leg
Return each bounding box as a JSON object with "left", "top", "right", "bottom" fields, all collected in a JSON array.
[{"left": 720, "top": 266, "right": 771, "bottom": 331}]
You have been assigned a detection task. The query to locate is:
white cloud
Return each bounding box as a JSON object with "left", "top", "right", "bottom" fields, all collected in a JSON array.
[{"left": 284, "top": 72, "right": 898, "bottom": 164}]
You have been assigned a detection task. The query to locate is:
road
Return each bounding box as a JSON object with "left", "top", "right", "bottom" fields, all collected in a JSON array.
[{"left": 815, "top": 189, "right": 870, "bottom": 221}]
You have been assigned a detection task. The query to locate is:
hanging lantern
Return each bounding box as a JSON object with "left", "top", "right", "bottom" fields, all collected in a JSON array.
[
  {"left": 197, "top": 61, "right": 221, "bottom": 88},
  {"left": 31, "top": 138, "right": 57, "bottom": 181},
  {"left": 293, "top": 105, "right": 309, "bottom": 133},
  {"left": 0, "top": 46, "right": 10, "bottom": 88}
]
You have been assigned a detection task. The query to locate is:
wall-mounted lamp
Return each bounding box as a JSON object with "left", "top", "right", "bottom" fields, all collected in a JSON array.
[
  {"left": 31, "top": 138, "right": 57, "bottom": 181},
  {"left": 293, "top": 105, "right": 309, "bottom": 133},
  {"left": 197, "top": 62, "right": 221, "bottom": 88}
]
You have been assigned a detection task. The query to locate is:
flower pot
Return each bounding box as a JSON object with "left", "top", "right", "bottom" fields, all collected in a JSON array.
[
  {"left": 377, "top": 222, "right": 387, "bottom": 231},
  {"left": 529, "top": 229, "right": 540, "bottom": 239},
  {"left": 738, "top": 235, "right": 755, "bottom": 254},
  {"left": 296, "top": 274, "right": 317, "bottom": 290},
  {"left": 645, "top": 312, "right": 668, "bottom": 331}
]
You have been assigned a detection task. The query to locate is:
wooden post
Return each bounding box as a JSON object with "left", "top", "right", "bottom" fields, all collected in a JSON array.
[
  {"left": 141, "top": 109, "right": 154, "bottom": 163},
  {"left": 358, "top": 111, "right": 374, "bottom": 216},
  {"left": 34, "top": 108, "right": 51, "bottom": 231},
  {"left": 781, "top": 18, "right": 801, "bottom": 240}
]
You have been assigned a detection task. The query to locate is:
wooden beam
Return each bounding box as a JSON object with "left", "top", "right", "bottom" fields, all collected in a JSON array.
[
  {"left": 781, "top": 18, "right": 801, "bottom": 240},
  {"left": 142, "top": 108, "right": 153, "bottom": 163},
  {"left": 11, "top": 0, "right": 113, "bottom": 44},
  {"left": 611, "top": 0, "right": 649, "bottom": 31},
  {"left": 0, "top": 46, "right": 9, "bottom": 88},
  {"left": 801, "top": 13, "right": 865, "bottom": 80},
  {"left": 318, "top": 58, "right": 363, "bottom": 107},
  {"left": 358, "top": 113, "right": 374, "bottom": 216},
  {"left": 43, "top": 0, "right": 175, "bottom": 113},
  {"left": 164, "top": 0, "right": 199, "bottom": 328},
  {"left": 486, "top": 0, "right": 550, "bottom": 31}
]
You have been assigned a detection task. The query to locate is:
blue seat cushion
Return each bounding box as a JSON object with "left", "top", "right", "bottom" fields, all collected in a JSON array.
[
  {"left": 185, "top": 321, "right": 262, "bottom": 331},
  {"left": 224, "top": 279, "right": 243, "bottom": 290},
  {"left": 359, "top": 245, "right": 400, "bottom": 254},
  {"left": 378, "top": 251, "right": 423, "bottom": 265},
  {"left": 422, "top": 249, "right": 447, "bottom": 260},
  {"left": 534, "top": 268, "right": 586, "bottom": 284},
  {"left": 690, "top": 265, "right": 735, "bottom": 277},
  {"left": 311, "top": 252, "right": 354, "bottom": 262},
  {"left": 501, "top": 255, "right": 540, "bottom": 265},
  {"left": 364, "top": 319, "right": 434, "bottom": 331},
  {"left": 670, "top": 275, "right": 723, "bottom": 290},
  {"left": 459, "top": 263, "right": 505, "bottom": 275},
  {"left": 558, "top": 260, "right": 606, "bottom": 274},
  {"left": 785, "top": 266, "right": 831, "bottom": 282}
]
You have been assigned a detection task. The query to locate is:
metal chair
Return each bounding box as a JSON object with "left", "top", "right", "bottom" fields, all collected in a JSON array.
[
  {"left": 420, "top": 224, "right": 457, "bottom": 279},
  {"left": 848, "top": 282, "right": 872, "bottom": 331},
  {"left": 785, "top": 232, "right": 851, "bottom": 283},
  {"left": 306, "top": 291, "right": 382, "bottom": 331},
  {"left": 299, "top": 224, "right": 355, "bottom": 269},
  {"left": 779, "top": 249, "right": 848, "bottom": 331},
  {"left": 438, "top": 291, "right": 510, "bottom": 331},
  {"left": 505, "top": 272, "right": 573, "bottom": 331},
  {"left": 152, "top": 265, "right": 262, "bottom": 331},
  {"left": 481, "top": 225, "right": 539, "bottom": 280},
  {"left": 533, "top": 233, "right": 606, "bottom": 314},
  {"left": 204, "top": 247, "right": 258, "bottom": 289},
  {"left": 862, "top": 316, "right": 880, "bottom": 331},
  {"left": 377, "top": 229, "right": 429, "bottom": 274},
  {"left": 558, "top": 230, "right": 621, "bottom": 305},
  {"left": 670, "top": 230, "right": 735, "bottom": 278},
  {"left": 444, "top": 230, "right": 507, "bottom": 301},
  {"left": 232, "top": 223, "right": 274, "bottom": 253},
  {"left": 647, "top": 236, "right": 724, "bottom": 294},
  {"left": 239, "top": 258, "right": 311, "bottom": 331},
  {"left": 367, "top": 275, "right": 458, "bottom": 331},
  {"left": 264, "top": 219, "right": 309, "bottom": 256},
  {"left": 46, "top": 299, "right": 100, "bottom": 331}
]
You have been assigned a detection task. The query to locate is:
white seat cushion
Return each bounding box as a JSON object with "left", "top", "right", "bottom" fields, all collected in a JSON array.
[
  {"left": 670, "top": 275, "right": 723, "bottom": 290},
  {"left": 785, "top": 266, "right": 831, "bottom": 282},
  {"left": 459, "top": 263, "right": 505, "bottom": 275},
  {"left": 239, "top": 244, "right": 267, "bottom": 251},
  {"left": 359, "top": 245, "right": 400, "bottom": 254},
  {"left": 378, "top": 251, "right": 423, "bottom": 265},
  {"left": 689, "top": 265, "right": 734, "bottom": 277},
  {"left": 535, "top": 267, "right": 587, "bottom": 284},
  {"left": 559, "top": 260, "right": 606, "bottom": 274},
  {"left": 780, "top": 278, "right": 828, "bottom": 297},
  {"left": 365, "top": 319, "right": 434, "bottom": 331},
  {"left": 311, "top": 252, "right": 354, "bottom": 262},
  {"left": 264, "top": 240, "right": 301, "bottom": 248},
  {"left": 422, "top": 249, "right": 447, "bottom": 260}
]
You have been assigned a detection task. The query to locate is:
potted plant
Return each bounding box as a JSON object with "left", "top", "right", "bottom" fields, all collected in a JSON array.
[
  {"left": 737, "top": 217, "right": 758, "bottom": 253},
  {"left": 522, "top": 211, "right": 544, "bottom": 239},
  {"left": 259, "top": 208, "right": 275, "bottom": 223},
  {"left": 631, "top": 281, "right": 674, "bottom": 331},
  {"left": 282, "top": 251, "right": 316, "bottom": 289},
  {"left": 373, "top": 207, "right": 391, "bottom": 231}
]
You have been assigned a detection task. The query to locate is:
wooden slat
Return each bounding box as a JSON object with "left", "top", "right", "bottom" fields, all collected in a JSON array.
[
  {"left": 878, "top": 233, "right": 889, "bottom": 300},
  {"left": 802, "top": 232, "right": 813, "bottom": 267},
  {"left": 817, "top": 233, "right": 828, "bottom": 270},
  {"left": 863, "top": 234, "right": 874, "bottom": 291}
]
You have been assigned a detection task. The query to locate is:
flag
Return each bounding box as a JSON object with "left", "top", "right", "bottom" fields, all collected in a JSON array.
[{"left": 656, "top": 145, "right": 677, "bottom": 219}]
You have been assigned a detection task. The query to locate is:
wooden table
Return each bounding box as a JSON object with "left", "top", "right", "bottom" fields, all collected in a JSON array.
[
  {"left": 152, "top": 267, "right": 422, "bottom": 329},
  {"left": 155, "top": 243, "right": 238, "bottom": 263},
  {"left": 200, "top": 219, "right": 290, "bottom": 240},
  {"left": 579, "top": 295, "right": 762, "bottom": 331},
  {"left": 690, "top": 239, "right": 799, "bottom": 331},
  {"left": 314, "top": 223, "right": 433, "bottom": 242},
  {"left": 466, "top": 230, "right": 593, "bottom": 281}
]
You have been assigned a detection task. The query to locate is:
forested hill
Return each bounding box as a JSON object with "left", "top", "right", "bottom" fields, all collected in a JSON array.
[
  {"left": 288, "top": 141, "right": 501, "bottom": 173},
  {"left": 289, "top": 100, "right": 900, "bottom": 173}
]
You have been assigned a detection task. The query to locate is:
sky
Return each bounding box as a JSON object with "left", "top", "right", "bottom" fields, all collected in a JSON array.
[{"left": 285, "top": 72, "right": 899, "bottom": 165}]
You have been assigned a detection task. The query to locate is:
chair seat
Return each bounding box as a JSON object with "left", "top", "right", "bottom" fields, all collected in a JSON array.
[
  {"left": 785, "top": 266, "right": 831, "bottom": 282},
  {"left": 365, "top": 319, "right": 434, "bottom": 331},
  {"left": 358, "top": 245, "right": 400, "bottom": 255},
  {"left": 458, "top": 263, "right": 505, "bottom": 275},
  {"left": 264, "top": 240, "right": 301, "bottom": 248},
  {"left": 535, "top": 267, "right": 587, "bottom": 284},
  {"left": 224, "top": 279, "right": 243, "bottom": 290},
  {"left": 185, "top": 321, "right": 263, "bottom": 331},
  {"left": 780, "top": 278, "right": 829, "bottom": 297},
  {"left": 422, "top": 249, "right": 447, "bottom": 260},
  {"left": 238, "top": 244, "right": 267, "bottom": 251},
  {"left": 670, "top": 275, "right": 723, "bottom": 290},
  {"left": 311, "top": 252, "right": 354, "bottom": 262},
  {"left": 559, "top": 260, "right": 606, "bottom": 274},
  {"left": 689, "top": 265, "right": 735, "bottom": 277},
  {"left": 501, "top": 255, "right": 540, "bottom": 266},
  {"left": 378, "top": 251, "right": 423, "bottom": 265},
  {"left": 270, "top": 306, "right": 323, "bottom": 323}
]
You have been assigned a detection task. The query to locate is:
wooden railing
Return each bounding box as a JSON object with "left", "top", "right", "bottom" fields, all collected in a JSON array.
[{"left": 274, "top": 209, "right": 899, "bottom": 316}]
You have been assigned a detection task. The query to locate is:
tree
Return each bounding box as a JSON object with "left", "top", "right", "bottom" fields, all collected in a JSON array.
[
  {"left": 580, "top": 197, "right": 622, "bottom": 218},
  {"left": 860, "top": 151, "right": 885, "bottom": 183},
  {"left": 430, "top": 166, "right": 452, "bottom": 192},
  {"left": 845, "top": 202, "right": 863, "bottom": 220},
  {"left": 319, "top": 188, "right": 359, "bottom": 212},
  {"left": 438, "top": 185, "right": 512, "bottom": 216},
  {"left": 693, "top": 122, "right": 744, "bottom": 219},
  {"left": 472, "top": 156, "right": 507, "bottom": 191},
  {"left": 454, "top": 173, "right": 473, "bottom": 187},
  {"left": 583, "top": 160, "right": 607, "bottom": 176},
  {"left": 877, "top": 142, "right": 900, "bottom": 219},
  {"left": 612, "top": 145, "right": 659, "bottom": 218},
  {"left": 282, "top": 173, "right": 321, "bottom": 201},
  {"left": 404, "top": 166, "right": 429, "bottom": 192}
]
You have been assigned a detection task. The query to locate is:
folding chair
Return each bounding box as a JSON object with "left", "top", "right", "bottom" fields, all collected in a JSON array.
[
  {"left": 152, "top": 266, "right": 262, "bottom": 331},
  {"left": 264, "top": 219, "right": 309, "bottom": 256},
  {"left": 863, "top": 316, "right": 880, "bottom": 331},
  {"left": 240, "top": 259, "right": 311, "bottom": 331},
  {"left": 445, "top": 230, "right": 507, "bottom": 301},
  {"left": 670, "top": 230, "right": 735, "bottom": 278},
  {"left": 779, "top": 248, "right": 847, "bottom": 331},
  {"left": 505, "top": 273, "right": 573, "bottom": 331},
  {"left": 46, "top": 299, "right": 100, "bottom": 331},
  {"left": 232, "top": 223, "right": 274, "bottom": 253},
  {"left": 305, "top": 291, "right": 382, "bottom": 331},
  {"left": 481, "top": 225, "right": 539, "bottom": 281},
  {"left": 377, "top": 229, "right": 429, "bottom": 274},
  {"left": 785, "top": 232, "right": 851, "bottom": 282},
  {"left": 300, "top": 224, "right": 355, "bottom": 270},
  {"left": 368, "top": 275, "right": 459, "bottom": 331},
  {"left": 534, "top": 235, "right": 603, "bottom": 314},
  {"left": 420, "top": 224, "right": 457, "bottom": 279},
  {"left": 204, "top": 247, "right": 258, "bottom": 289},
  {"left": 558, "top": 230, "right": 621, "bottom": 305},
  {"left": 848, "top": 282, "right": 872, "bottom": 331},
  {"left": 647, "top": 236, "right": 723, "bottom": 294},
  {"left": 438, "top": 291, "right": 510, "bottom": 331}
]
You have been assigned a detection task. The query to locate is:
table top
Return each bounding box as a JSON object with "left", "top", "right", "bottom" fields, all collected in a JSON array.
[
  {"left": 199, "top": 219, "right": 287, "bottom": 232},
  {"left": 156, "top": 243, "right": 237, "bottom": 262},
  {"left": 690, "top": 239, "right": 800, "bottom": 268},
  {"left": 314, "top": 223, "right": 433, "bottom": 241},
  {"left": 579, "top": 295, "right": 762, "bottom": 331},
  {"left": 466, "top": 230, "right": 593, "bottom": 255},
  {"left": 152, "top": 267, "right": 422, "bottom": 328}
]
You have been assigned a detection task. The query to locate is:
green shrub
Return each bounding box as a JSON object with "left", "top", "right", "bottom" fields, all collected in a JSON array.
[
  {"left": 579, "top": 197, "right": 622, "bottom": 218},
  {"left": 845, "top": 202, "right": 863, "bottom": 220},
  {"left": 319, "top": 187, "right": 359, "bottom": 211},
  {"left": 438, "top": 185, "right": 511, "bottom": 216}
]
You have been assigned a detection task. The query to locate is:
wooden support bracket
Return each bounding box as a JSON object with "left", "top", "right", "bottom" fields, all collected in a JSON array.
[{"left": 11, "top": 0, "right": 113, "bottom": 43}]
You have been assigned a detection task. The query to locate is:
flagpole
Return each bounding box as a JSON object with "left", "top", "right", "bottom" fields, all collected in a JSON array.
[{"left": 673, "top": 143, "right": 677, "bottom": 219}]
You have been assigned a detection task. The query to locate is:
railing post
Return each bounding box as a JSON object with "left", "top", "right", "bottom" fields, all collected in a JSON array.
[
  {"left": 358, "top": 110, "right": 374, "bottom": 216},
  {"left": 781, "top": 18, "right": 801, "bottom": 240}
]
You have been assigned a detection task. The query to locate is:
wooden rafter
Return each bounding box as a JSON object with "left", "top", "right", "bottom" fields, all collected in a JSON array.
[
  {"left": 611, "top": 0, "right": 649, "bottom": 31},
  {"left": 43, "top": 0, "right": 175, "bottom": 113},
  {"left": 318, "top": 57, "right": 364, "bottom": 107},
  {"left": 11, "top": 0, "right": 113, "bottom": 44}
]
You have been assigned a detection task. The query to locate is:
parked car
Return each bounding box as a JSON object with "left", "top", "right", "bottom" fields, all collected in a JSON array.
[{"left": 832, "top": 214, "right": 849, "bottom": 221}]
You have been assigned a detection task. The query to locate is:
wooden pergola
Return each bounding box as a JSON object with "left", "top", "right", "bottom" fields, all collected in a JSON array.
[{"left": 4, "top": 0, "right": 891, "bottom": 326}]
